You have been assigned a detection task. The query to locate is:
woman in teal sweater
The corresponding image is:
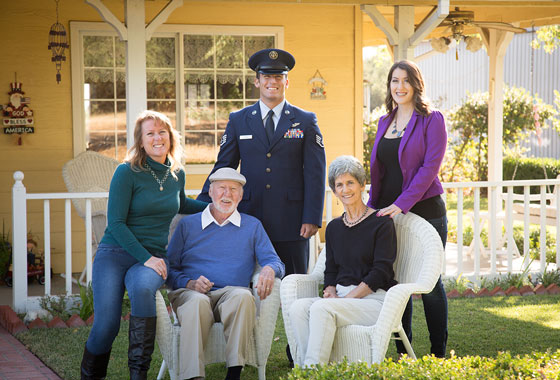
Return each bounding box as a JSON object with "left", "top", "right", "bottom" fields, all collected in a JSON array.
[{"left": 80, "top": 110, "right": 207, "bottom": 380}]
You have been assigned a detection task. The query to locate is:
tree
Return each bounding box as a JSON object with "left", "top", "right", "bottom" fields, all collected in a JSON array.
[
  {"left": 363, "top": 46, "right": 393, "bottom": 109},
  {"left": 530, "top": 25, "right": 560, "bottom": 54},
  {"left": 442, "top": 86, "right": 558, "bottom": 182}
]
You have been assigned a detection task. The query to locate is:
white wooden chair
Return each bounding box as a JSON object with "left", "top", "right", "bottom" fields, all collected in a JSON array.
[
  {"left": 508, "top": 174, "right": 560, "bottom": 227},
  {"left": 156, "top": 215, "right": 282, "bottom": 380},
  {"left": 280, "top": 212, "right": 444, "bottom": 365},
  {"left": 62, "top": 151, "right": 119, "bottom": 284}
]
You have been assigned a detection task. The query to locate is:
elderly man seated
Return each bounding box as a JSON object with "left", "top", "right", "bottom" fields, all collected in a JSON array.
[{"left": 166, "top": 167, "right": 285, "bottom": 380}]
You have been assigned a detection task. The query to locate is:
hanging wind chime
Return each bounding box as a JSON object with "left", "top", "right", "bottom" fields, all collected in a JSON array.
[{"left": 47, "top": 0, "right": 69, "bottom": 84}]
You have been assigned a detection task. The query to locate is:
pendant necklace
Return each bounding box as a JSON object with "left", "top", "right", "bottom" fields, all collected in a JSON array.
[
  {"left": 144, "top": 163, "right": 170, "bottom": 191},
  {"left": 391, "top": 113, "right": 409, "bottom": 138},
  {"left": 343, "top": 206, "right": 369, "bottom": 227}
]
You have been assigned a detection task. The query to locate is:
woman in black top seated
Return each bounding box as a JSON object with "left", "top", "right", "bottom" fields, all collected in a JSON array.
[{"left": 287, "top": 155, "right": 397, "bottom": 367}]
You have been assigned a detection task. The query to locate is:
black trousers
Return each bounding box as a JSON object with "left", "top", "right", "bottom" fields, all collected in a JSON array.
[{"left": 272, "top": 239, "right": 310, "bottom": 277}]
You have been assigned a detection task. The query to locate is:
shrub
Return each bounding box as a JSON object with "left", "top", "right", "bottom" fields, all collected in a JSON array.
[
  {"left": 283, "top": 351, "right": 560, "bottom": 380},
  {"left": 75, "top": 282, "right": 94, "bottom": 320},
  {"left": 443, "top": 274, "right": 472, "bottom": 293},
  {"left": 536, "top": 268, "right": 560, "bottom": 288},
  {"left": 39, "top": 294, "right": 71, "bottom": 320}
]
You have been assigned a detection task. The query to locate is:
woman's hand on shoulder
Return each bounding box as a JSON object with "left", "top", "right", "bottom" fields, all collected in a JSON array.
[
  {"left": 323, "top": 286, "right": 338, "bottom": 298},
  {"left": 376, "top": 204, "right": 402, "bottom": 218},
  {"left": 144, "top": 256, "right": 167, "bottom": 280}
]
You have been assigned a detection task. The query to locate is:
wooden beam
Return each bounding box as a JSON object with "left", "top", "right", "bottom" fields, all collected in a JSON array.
[
  {"left": 406, "top": 0, "right": 449, "bottom": 48},
  {"left": 146, "top": 0, "right": 184, "bottom": 40},
  {"left": 85, "top": 0, "right": 127, "bottom": 41},
  {"left": 361, "top": 4, "right": 398, "bottom": 45}
]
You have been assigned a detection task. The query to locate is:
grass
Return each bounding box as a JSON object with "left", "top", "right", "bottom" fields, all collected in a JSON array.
[{"left": 15, "top": 294, "right": 560, "bottom": 380}]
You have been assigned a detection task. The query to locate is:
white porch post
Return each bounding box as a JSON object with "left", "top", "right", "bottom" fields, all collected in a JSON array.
[
  {"left": 125, "top": 0, "right": 147, "bottom": 149},
  {"left": 393, "top": 6, "right": 415, "bottom": 61},
  {"left": 12, "top": 172, "right": 28, "bottom": 313},
  {"left": 480, "top": 28, "right": 514, "bottom": 183}
]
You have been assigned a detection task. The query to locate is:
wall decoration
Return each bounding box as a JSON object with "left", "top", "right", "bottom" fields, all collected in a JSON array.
[
  {"left": 3, "top": 79, "right": 34, "bottom": 145},
  {"left": 309, "top": 69, "right": 327, "bottom": 100},
  {"left": 47, "top": 0, "right": 68, "bottom": 84}
]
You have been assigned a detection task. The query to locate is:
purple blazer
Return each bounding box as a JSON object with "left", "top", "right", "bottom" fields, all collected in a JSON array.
[{"left": 367, "top": 108, "right": 447, "bottom": 214}]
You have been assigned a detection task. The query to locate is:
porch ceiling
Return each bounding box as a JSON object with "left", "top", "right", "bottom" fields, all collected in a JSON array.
[{"left": 362, "top": 3, "right": 560, "bottom": 45}]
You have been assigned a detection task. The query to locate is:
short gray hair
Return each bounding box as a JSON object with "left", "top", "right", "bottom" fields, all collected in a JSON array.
[{"left": 328, "top": 155, "right": 367, "bottom": 191}]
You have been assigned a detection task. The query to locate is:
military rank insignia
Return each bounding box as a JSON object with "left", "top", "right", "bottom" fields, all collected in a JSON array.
[
  {"left": 220, "top": 134, "right": 227, "bottom": 146},
  {"left": 284, "top": 128, "right": 304, "bottom": 139},
  {"left": 316, "top": 134, "right": 324, "bottom": 148}
]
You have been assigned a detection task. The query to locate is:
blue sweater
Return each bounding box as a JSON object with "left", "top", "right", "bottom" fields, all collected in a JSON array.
[
  {"left": 166, "top": 212, "right": 285, "bottom": 290},
  {"left": 100, "top": 157, "right": 207, "bottom": 263}
]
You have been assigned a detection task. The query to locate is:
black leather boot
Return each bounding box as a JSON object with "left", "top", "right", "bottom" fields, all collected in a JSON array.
[
  {"left": 80, "top": 345, "right": 111, "bottom": 380},
  {"left": 128, "top": 316, "right": 157, "bottom": 380}
]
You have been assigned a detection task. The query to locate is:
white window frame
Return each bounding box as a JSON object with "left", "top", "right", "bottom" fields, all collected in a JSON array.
[{"left": 70, "top": 21, "right": 284, "bottom": 173}]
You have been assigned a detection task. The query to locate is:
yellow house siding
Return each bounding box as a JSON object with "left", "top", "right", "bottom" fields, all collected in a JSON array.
[{"left": 1, "top": 1, "right": 361, "bottom": 273}]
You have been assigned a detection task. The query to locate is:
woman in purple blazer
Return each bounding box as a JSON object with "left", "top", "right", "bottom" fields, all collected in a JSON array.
[{"left": 367, "top": 60, "right": 448, "bottom": 358}]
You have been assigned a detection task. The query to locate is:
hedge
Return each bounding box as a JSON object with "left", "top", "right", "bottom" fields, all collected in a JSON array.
[
  {"left": 503, "top": 156, "right": 560, "bottom": 181},
  {"left": 283, "top": 351, "right": 560, "bottom": 380}
]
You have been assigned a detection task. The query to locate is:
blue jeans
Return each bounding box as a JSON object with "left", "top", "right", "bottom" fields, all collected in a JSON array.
[
  {"left": 396, "top": 215, "right": 448, "bottom": 358},
  {"left": 85, "top": 244, "right": 167, "bottom": 355}
]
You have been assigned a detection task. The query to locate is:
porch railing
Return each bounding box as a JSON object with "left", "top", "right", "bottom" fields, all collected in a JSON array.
[{"left": 11, "top": 171, "right": 560, "bottom": 312}]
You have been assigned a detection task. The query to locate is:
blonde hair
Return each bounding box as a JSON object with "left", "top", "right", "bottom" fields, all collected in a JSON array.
[{"left": 125, "top": 110, "right": 185, "bottom": 179}]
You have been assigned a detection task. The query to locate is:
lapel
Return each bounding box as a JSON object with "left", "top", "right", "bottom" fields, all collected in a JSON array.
[
  {"left": 269, "top": 101, "right": 295, "bottom": 148},
  {"left": 398, "top": 109, "right": 419, "bottom": 161},
  {"left": 246, "top": 102, "right": 269, "bottom": 147}
]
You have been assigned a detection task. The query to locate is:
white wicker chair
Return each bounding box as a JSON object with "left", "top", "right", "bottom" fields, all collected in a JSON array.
[
  {"left": 280, "top": 212, "right": 444, "bottom": 365},
  {"left": 62, "top": 151, "right": 119, "bottom": 284},
  {"left": 156, "top": 216, "right": 282, "bottom": 380}
]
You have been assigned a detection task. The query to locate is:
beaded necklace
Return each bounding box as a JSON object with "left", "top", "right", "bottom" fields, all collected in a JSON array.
[{"left": 343, "top": 206, "right": 369, "bottom": 227}]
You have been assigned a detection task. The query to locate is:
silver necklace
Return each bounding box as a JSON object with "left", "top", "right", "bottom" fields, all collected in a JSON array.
[
  {"left": 343, "top": 206, "right": 369, "bottom": 227},
  {"left": 144, "top": 163, "right": 170, "bottom": 191}
]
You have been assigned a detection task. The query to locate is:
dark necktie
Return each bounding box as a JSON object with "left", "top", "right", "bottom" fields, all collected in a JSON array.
[{"left": 265, "top": 110, "right": 275, "bottom": 143}]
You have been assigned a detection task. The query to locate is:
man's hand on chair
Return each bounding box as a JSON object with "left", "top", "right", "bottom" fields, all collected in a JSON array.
[{"left": 256, "top": 266, "right": 275, "bottom": 300}]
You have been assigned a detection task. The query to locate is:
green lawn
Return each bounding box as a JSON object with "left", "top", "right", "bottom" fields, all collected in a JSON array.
[{"left": 16, "top": 294, "right": 560, "bottom": 380}]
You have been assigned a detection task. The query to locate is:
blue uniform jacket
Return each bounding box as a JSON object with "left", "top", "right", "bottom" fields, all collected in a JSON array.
[{"left": 198, "top": 101, "right": 326, "bottom": 242}]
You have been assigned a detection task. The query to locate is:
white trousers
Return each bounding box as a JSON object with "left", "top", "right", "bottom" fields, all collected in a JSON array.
[{"left": 288, "top": 285, "right": 386, "bottom": 367}]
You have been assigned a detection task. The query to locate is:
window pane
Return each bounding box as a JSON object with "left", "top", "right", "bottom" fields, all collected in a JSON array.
[
  {"left": 185, "top": 71, "right": 214, "bottom": 101},
  {"left": 83, "top": 36, "right": 113, "bottom": 67},
  {"left": 115, "top": 38, "right": 126, "bottom": 67},
  {"left": 184, "top": 35, "right": 213, "bottom": 68},
  {"left": 84, "top": 69, "right": 115, "bottom": 99},
  {"left": 147, "top": 101, "right": 176, "bottom": 128},
  {"left": 116, "top": 101, "right": 127, "bottom": 161},
  {"left": 185, "top": 131, "right": 216, "bottom": 164},
  {"left": 244, "top": 36, "right": 274, "bottom": 64},
  {"left": 216, "top": 72, "right": 243, "bottom": 99},
  {"left": 116, "top": 70, "right": 126, "bottom": 99},
  {"left": 147, "top": 37, "right": 175, "bottom": 68},
  {"left": 185, "top": 101, "right": 215, "bottom": 131},
  {"left": 245, "top": 74, "right": 259, "bottom": 99},
  {"left": 86, "top": 101, "right": 115, "bottom": 156},
  {"left": 147, "top": 70, "right": 176, "bottom": 99},
  {"left": 217, "top": 101, "right": 242, "bottom": 130},
  {"left": 216, "top": 35, "right": 243, "bottom": 69}
]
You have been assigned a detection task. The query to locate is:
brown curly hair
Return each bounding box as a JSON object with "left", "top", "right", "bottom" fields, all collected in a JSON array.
[
  {"left": 384, "top": 60, "right": 431, "bottom": 116},
  {"left": 125, "top": 110, "right": 184, "bottom": 179}
]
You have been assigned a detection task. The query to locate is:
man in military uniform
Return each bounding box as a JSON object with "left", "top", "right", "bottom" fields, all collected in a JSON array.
[{"left": 198, "top": 48, "right": 326, "bottom": 278}]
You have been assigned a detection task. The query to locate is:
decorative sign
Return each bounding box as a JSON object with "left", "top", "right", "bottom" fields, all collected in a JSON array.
[
  {"left": 3, "top": 81, "right": 34, "bottom": 145},
  {"left": 309, "top": 69, "right": 327, "bottom": 100}
]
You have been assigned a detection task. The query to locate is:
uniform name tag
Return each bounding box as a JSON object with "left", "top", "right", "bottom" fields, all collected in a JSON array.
[{"left": 240, "top": 135, "right": 253, "bottom": 140}]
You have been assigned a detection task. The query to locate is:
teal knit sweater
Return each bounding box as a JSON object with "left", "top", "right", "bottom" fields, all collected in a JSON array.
[{"left": 100, "top": 157, "right": 207, "bottom": 263}]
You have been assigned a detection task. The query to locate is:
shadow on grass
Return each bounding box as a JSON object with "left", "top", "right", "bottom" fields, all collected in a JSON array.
[{"left": 16, "top": 295, "right": 560, "bottom": 380}]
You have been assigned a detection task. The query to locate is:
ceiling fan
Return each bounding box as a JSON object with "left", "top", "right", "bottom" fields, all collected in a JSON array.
[{"left": 430, "top": 8, "right": 526, "bottom": 58}]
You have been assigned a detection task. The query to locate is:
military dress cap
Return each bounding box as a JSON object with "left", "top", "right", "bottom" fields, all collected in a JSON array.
[
  {"left": 248, "top": 48, "right": 295, "bottom": 74},
  {"left": 209, "top": 167, "right": 247, "bottom": 186}
]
